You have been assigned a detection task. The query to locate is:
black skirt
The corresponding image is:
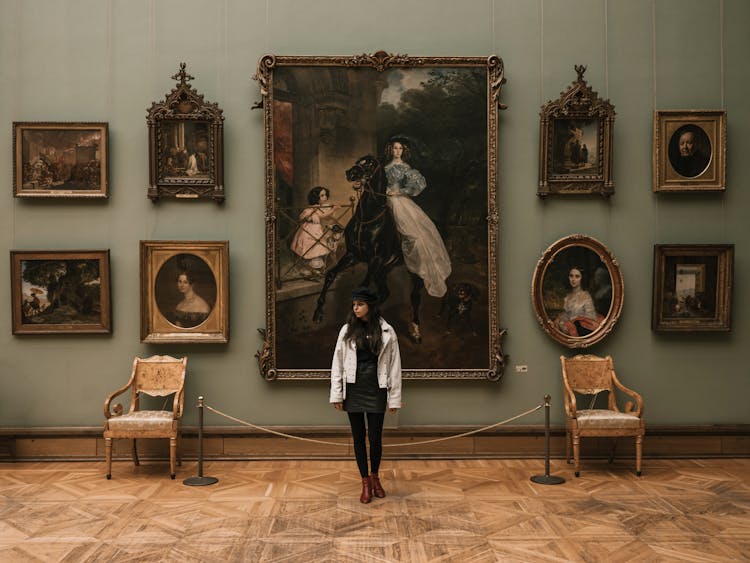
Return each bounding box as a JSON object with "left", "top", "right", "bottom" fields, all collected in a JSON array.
[{"left": 343, "top": 347, "right": 387, "bottom": 413}]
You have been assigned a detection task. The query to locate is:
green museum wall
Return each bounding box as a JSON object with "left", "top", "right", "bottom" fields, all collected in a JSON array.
[{"left": 0, "top": 0, "right": 747, "bottom": 429}]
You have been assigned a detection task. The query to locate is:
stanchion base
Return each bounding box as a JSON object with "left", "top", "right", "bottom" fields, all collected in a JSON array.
[
  {"left": 183, "top": 476, "right": 219, "bottom": 486},
  {"left": 530, "top": 474, "right": 566, "bottom": 485}
]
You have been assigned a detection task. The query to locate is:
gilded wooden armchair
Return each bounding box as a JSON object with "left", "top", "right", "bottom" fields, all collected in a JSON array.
[
  {"left": 561, "top": 354, "right": 645, "bottom": 477},
  {"left": 103, "top": 355, "right": 187, "bottom": 479}
]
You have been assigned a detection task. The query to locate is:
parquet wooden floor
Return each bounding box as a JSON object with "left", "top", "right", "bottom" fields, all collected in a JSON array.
[{"left": 0, "top": 458, "right": 748, "bottom": 562}]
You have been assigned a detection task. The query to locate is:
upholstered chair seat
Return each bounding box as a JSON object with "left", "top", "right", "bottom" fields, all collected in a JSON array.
[
  {"left": 575, "top": 409, "right": 642, "bottom": 430},
  {"left": 103, "top": 355, "right": 187, "bottom": 479},
  {"left": 561, "top": 354, "right": 645, "bottom": 477}
]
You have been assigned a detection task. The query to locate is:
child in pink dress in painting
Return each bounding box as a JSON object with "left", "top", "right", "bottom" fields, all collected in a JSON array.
[{"left": 290, "top": 186, "right": 335, "bottom": 271}]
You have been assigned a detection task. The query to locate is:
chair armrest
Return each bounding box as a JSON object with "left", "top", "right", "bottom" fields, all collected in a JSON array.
[
  {"left": 561, "top": 372, "right": 578, "bottom": 418},
  {"left": 104, "top": 382, "right": 133, "bottom": 419},
  {"left": 172, "top": 388, "right": 185, "bottom": 419},
  {"left": 611, "top": 370, "right": 644, "bottom": 418}
]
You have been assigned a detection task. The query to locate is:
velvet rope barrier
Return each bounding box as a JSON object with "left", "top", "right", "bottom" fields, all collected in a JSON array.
[{"left": 202, "top": 402, "right": 544, "bottom": 448}]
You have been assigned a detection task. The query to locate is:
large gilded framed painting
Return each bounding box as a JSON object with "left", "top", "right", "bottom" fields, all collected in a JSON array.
[{"left": 253, "top": 51, "right": 507, "bottom": 381}]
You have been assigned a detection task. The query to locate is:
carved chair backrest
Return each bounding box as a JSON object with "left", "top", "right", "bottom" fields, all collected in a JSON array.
[
  {"left": 132, "top": 355, "right": 187, "bottom": 398},
  {"left": 562, "top": 354, "right": 614, "bottom": 396}
]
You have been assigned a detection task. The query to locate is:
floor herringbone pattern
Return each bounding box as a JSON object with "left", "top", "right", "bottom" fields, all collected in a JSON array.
[{"left": 0, "top": 458, "right": 748, "bottom": 562}]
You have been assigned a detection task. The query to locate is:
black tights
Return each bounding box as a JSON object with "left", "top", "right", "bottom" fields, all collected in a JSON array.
[{"left": 347, "top": 412, "right": 385, "bottom": 478}]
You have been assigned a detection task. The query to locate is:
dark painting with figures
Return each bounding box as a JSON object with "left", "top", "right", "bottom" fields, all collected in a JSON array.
[
  {"left": 11, "top": 250, "right": 111, "bottom": 334},
  {"left": 13, "top": 123, "right": 108, "bottom": 198},
  {"left": 257, "top": 53, "right": 506, "bottom": 379},
  {"left": 159, "top": 121, "right": 211, "bottom": 181},
  {"left": 661, "top": 257, "right": 717, "bottom": 320},
  {"left": 20, "top": 259, "right": 102, "bottom": 324},
  {"left": 552, "top": 119, "right": 599, "bottom": 176},
  {"left": 21, "top": 130, "right": 102, "bottom": 189}
]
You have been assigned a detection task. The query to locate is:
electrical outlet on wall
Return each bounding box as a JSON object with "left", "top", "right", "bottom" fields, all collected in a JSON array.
[{"left": 515, "top": 365, "right": 528, "bottom": 373}]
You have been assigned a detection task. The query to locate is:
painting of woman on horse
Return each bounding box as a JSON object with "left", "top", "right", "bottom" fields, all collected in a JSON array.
[{"left": 265, "top": 60, "right": 498, "bottom": 375}]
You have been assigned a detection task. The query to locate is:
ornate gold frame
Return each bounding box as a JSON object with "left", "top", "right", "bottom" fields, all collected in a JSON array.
[
  {"left": 653, "top": 110, "right": 726, "bottom": 193},
  {"left": 147, "top": 63, "right": 225, "bottom": 202},
  {"left": 253, "top": 51, "right": 507, "bottom": 381},
  {"left": 531, "top": 235, "right": 624, "bottom": 348},
  {"left": 140, "top": 240, "right": 229, "bottom": 343},
  {"left": 538, "top": 65, "right": 615, "bottom": 197},
  {"left": 652, "top": 244, "right": 733, "bottom": 331}
]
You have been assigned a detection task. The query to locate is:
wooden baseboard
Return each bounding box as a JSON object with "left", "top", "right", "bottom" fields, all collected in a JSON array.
[{"left": 0, "top": 424, "right": 748, "bottom": 461}]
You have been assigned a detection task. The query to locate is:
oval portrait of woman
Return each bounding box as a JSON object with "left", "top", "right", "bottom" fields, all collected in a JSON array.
[
  {"left": 532, "top": 235, "right": 624, "bottom": 348},
  {"left": 668, "top": 124, "right": 711, "bottom": 178},
  {"left": 155, "top": 253, "right": 216, "bottom": 329}
]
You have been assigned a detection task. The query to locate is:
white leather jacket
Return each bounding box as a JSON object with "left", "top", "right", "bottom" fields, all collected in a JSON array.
[{"left": 329, "top": 317, "right": 402, "bottom": 409}]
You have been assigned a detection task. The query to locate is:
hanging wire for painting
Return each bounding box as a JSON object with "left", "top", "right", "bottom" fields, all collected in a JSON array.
[{"left": 203, "top": 403, "right": 544, "bottom": 448}]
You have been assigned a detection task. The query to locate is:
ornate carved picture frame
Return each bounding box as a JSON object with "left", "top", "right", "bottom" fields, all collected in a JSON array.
[
  {"left": 531, "top": 235, "right": 624, "bottom": 348},
  {"left": 146, "top": 63, "right": 224, "bottom": 202},
  {"left": 13, "top": 122, "right": 108, "bottom": 198},
  {"left": 653, "top": 110, "right": 726, "bottom": 193},
  {"left": 140, "top": 240, "right": 229, "bottom": 343},
  {"left": 538, "top": 66, "right": 615, "bottom": 197},
  {"left": 652, "top": 244, "right": 733, "bottom": 331},
  {"left": 11, "top": 250, "right": 111, "bottom": 335},
  {"left": 253, "top": 51, "right": 507, "bottom": 381}
]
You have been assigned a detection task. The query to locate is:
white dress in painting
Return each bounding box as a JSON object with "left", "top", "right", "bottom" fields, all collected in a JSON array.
[{"left": 385, "top": 162, "right": 451, "bottom": 298}]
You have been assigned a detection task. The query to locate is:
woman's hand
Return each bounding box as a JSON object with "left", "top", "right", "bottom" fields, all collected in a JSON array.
[
  {"left": 333, "top": 402, "right": 343, "bottom": 411},
  {"left": 388, "top": 408, "right": 399, "bottom": 413}
]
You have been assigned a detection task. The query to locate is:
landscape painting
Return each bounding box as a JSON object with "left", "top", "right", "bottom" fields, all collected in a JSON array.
[{"left": 11, "top": 250, "right": 111, "bottom": 334}]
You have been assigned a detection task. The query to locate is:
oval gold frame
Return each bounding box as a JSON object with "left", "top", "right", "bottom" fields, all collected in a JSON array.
[{"left": 531, "top": 234, "right": 623, "bottom": 348}]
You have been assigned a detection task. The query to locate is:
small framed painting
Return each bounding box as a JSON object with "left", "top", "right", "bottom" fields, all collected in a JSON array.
[
  {"left": 13, "top": 122, "right": 108, "bottom": 198},
  {"left": 11, "top": 250, "right": 111, "bottom": 334},
  {"left": 146, "top": 63, "right": 225, "bottom": 202},
  {"left": 140, "top": 240, "right": 229, "bottom": 343},
  {"left": 531, "top": 235, "right": 624, "bottom": 348},
  {"left": 652, "top": 244, "right": 733, "bottom": 331},
  {"left": 538, "top": 65, "right": 615, "bottom": 197},
  {"left": 653, "top": 110, "right": 726, "bottom": 192}
]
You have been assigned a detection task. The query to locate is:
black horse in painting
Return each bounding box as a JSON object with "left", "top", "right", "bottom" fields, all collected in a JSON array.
[{"left": 312, "top": 155, "right": 425, "bottom": 342}]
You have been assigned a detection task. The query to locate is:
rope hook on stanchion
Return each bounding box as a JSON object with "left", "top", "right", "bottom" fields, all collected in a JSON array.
[
  {"left": 530, "top": 394, "right": 565, "bottom": 485},
  {"left": 183, "top": 396, "right": 219, "bottom": 487}
]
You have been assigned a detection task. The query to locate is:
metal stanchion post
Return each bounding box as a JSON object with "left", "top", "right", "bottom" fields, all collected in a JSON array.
[
  {"left": 183, "top": 396, "right": 219, "bottom": 486},
  {"left": 530, "top": 394, "right": 565, "bottom": 485}
]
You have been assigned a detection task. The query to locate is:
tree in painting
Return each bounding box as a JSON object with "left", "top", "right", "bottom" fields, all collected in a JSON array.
[{"left": 21, "top": 260, "right": 101, "bottom": 324}]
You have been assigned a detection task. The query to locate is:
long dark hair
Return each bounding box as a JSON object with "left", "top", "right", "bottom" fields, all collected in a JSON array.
[
  {"left": 567, "top": 266, "right": 587, "bottom": 290},
  {"left": 344, "top": 303, "right": 383, "bottom": 353},
  {"left": 384, "top": 138, "right": 413, "bottom": 163}
]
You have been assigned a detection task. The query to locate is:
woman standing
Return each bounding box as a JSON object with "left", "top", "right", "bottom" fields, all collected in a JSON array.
[
  {"left": 383, "top": 137, "right": 451, "bottom": 298},
  {"left": 330, "top": 287, "right": 402, "bottom": 503}
]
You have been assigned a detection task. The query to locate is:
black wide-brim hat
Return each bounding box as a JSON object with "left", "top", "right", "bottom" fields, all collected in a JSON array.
[{"left": 351, "top": 286, "right": 378, "bottom": 303}]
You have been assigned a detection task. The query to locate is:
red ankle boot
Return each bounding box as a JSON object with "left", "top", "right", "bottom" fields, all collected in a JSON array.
[
  {"left": 370, "top": 474, "right": 386, "bottom": 498},
  {"left": 359, "top": 476, "right": 372, "bottom": 504}
]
